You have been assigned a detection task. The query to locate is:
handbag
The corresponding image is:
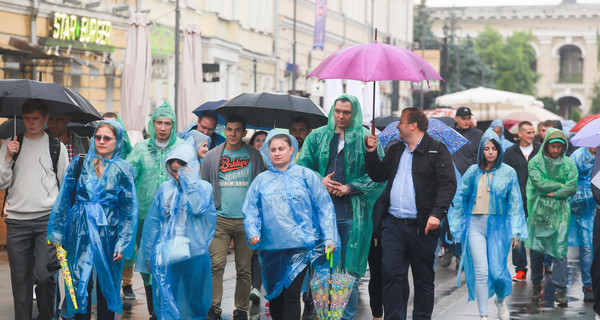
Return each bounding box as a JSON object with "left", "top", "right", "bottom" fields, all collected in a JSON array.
[{"left": 165, "top": 235, "right": 191, "bottom": 265}]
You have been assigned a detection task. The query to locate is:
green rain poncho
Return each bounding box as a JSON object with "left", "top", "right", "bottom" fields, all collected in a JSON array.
[
  {"left": 126, "top": 102, "right": 184, "bottom": 274},
  {"left": 525, "top": 128, "right": 577, "bottom": 258},
  {"left": 297, "top": 94, "right": 385, "bottom": 276}
]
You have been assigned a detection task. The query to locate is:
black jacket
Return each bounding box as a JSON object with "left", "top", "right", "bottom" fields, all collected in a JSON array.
[
  {"left": 451, "top": 125, "right": 483, "bottom": 175},
  {"left": 503, "top": 142, "right": 540, "bottom": 215},
  {"left": 365, "top": 133, "right": 457, "bottom": 237}
]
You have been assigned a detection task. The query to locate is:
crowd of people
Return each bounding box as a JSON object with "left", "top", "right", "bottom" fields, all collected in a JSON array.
[{"left": 1, "top": 95, "right": 599, "bottom": 320}]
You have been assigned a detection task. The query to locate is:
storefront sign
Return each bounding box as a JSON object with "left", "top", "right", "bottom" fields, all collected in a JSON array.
[{"left": 51, "top": 12, "right": 111, "bottom": 46}]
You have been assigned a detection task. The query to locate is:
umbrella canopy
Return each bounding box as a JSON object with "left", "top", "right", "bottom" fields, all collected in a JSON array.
[
  {"left": 177, "top": 24, "right": 203, "bottom": 132},
  {"left": 373, "top": 115, "right": 398, "bottom": 131},
  {"left": 377, "top": 119, "right": 468, "bottom": 154},
  {"left": 571, "top": 117, "right": 600, "bottom": 147},
  {"left": 192, "top": 100, "right": 227, "bottom": 118},
  {"left": 120, "top": 13, "right": 152, "bottom": 146},
  {"left": 570, "top": 114, "right": 600, "bottom": 133},
  {"left": 0, "top": 119, "right": 25, "bottom": 139},
  {"left": 0, "top": 79, "right": 101, "bottom": 123},
  {"left": 215, "top": 92, "right": 328, "bottom": 129}
]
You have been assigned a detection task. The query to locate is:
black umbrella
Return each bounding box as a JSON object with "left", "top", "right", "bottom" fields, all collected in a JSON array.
[
  {"left": 0, "top": 79, "right": 102, "bottom": 123},
  {"left": 67, "top": 122, "right": 97, "bottom": 138},
  {"left": 0, "top": 119, "right": 25, "bottom": 139},
  {"left": 373, "top": 115, "right": 398, "bottom": 131},
  {"left": 215, "top": 92, "right": 328, "bottom": 129}
]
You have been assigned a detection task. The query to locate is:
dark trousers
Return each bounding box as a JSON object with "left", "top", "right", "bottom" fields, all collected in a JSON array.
[
  {"left": 381, "top": 216, "right": 439, "bottom": 320},
  {"left": 512, "top": 241, "right": 528, "bottom": 273},
  {"left": 251, "top": 250, "right": 262, "bottom": 289},
  {"left": 368, "top": 237, "right": 383, "bottom": 318},
  {"left": 74, "top": 275, "right": 115, "bottom": 320},
  {"left": 269, "top": 267, "right": 308, "bottom": 320},
  {"left": 440, "top": 220, "right": 460, "bottom": 257},
  {"left": 6, "top": 216, "right": 58, "bottom": 320},
  {"left": 591, "top": 210, "right": 600, "bottom": 315}
]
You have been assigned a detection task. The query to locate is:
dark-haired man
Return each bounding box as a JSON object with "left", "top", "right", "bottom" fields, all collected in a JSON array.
[
  {"left": 365, "top": 107, "right": 456, "bottom": 319},
  {"left": 201, "top": 115, "right": 265, "bottom": 320},
  {"left": 47, "top": 114, "right": 89, "bottom": 161},
  {"left": 178, "top": 110, "right": 225, "bottom": 149},
  {"left": 0, "top": 99, "right": 69, "bottom": 319}
]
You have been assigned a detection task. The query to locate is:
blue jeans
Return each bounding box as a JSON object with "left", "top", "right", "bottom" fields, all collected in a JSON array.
[
  {"left": 468, "top": 215, "right": 491, "bottom": 317},
  {"left": 530, "top": 250, "right": 568, "bottom": 291},
  {"left": 580, "top": 246, "right": 593, "bottom": 290},
  {"left": 512, "top": 241, "right": 528, "bottom": 273},
  {"left": 337, "top": 220, "right": 359, "bottom": 320}
]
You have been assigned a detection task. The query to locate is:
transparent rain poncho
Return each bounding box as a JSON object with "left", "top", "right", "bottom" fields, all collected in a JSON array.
[
  {"left": 243, "top": 131, "right": 340, "bottom": 300},
  {"left": 490, "top": 119, "right": 514, "bottom": 150},
  {"left": 568, "top": 147, "right": 596, "bottom": 248},
  {"left": 135, "top": 143, "right": 216, "bottom": 319},
  {"left": 182, "top": 130, "right": 211, "bottom": 165},
  {"left": 125, "top": 102, "right": 184, "bottom": 275},
  {"left": 525, "top": 128, "right": 578, "bottom": 258},
  {"left": 296, "top": 94, "right": 385, "bottom": 276},
  {"left": 448, "top": 128, "right": 528, "bottom": 301},
  {"left": 47, "top": 120, "right": 138, "bottom": 317}
]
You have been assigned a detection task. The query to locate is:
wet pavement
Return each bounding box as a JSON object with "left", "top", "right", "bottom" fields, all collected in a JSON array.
[{"left": 0, "top": 248, "right": 597, "bottom": 319}]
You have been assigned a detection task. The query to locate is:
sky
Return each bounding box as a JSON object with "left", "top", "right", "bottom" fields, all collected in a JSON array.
[{"left": 418, "top": 0, "right": 600, "bottom": 7}]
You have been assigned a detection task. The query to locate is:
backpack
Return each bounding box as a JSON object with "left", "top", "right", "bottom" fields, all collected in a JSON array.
[{"left": 1, "top": 134, "right": 62, "bottom": 216}]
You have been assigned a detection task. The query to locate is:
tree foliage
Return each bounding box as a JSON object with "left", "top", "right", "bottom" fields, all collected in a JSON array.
[
  {"left": 538, "top": 96, "right": 558, "bottom": 114},
  {"left": 590, "top": 81, "right": 600, "bottom": 115},
  {"left": 571, "top": 107, "right": 581, "bottom": 122}
]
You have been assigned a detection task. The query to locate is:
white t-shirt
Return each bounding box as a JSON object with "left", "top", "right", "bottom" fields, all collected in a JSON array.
[{"left": 520, "top": 144, "right": 534, "bottom": 160}]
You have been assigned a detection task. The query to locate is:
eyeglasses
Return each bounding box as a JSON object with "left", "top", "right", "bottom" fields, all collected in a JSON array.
[{"left": 94, "top": 135, "right": 114, "bottom": 142}]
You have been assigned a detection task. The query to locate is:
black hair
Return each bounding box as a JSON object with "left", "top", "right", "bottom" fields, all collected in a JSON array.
[
  {"left": 401, "top": 107, "right": 429, "bottom": 132},
  {"left": 290, "top": 116, "right": 310, "bottom": 129},
  {"left": 226, "top": 114, "right": 247, "bottom": 130},
  {"left": 102, "top": 112, "right": 118, "bottom": 119},
  {"left": 480, "top": 138, "right": 501, "bottom": 170},
  {"left": 268, "top": 134, "right": 293, "bottom": 147},
  {"left": 167, "top": 158, "right": 187, "bottom": 168},
  {"left": 22, "top": 99, "right": 48, "bottom": 117},
  {"left": 200, "top": 110, "right": 219, "bottom": 123},
  {"left": 249, "top": 131, "right": 268, "bottom": 147}
]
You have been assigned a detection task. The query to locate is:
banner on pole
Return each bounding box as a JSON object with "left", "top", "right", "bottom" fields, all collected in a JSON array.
[{"left": 312, "top": 0, "right": 327, "bottom": 50}]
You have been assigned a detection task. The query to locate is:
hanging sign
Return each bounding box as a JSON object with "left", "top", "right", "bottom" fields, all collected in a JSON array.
[{"left": 50, "top": 12, "right": 112, "bottom": 46}]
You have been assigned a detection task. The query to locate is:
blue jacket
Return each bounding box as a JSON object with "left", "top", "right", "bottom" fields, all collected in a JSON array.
[
  {"left": 243, "top": 131, "right": 340, "bottom": 300},
  {"left": 448, "top": 128, "right": 528, "bottom": 301},
  {"left": 568, "top": 147, "right": 596, "bottom": 248},
  {"left": 47, "top": 120, "right": 138, "bottom": 317}
]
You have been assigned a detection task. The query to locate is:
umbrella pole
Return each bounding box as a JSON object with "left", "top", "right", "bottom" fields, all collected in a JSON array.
[
  {"left": 13, "top": 114, "right": 16, "bottom": 138},
  {"left": 371, "top": 81, "right": 376, "bottom": 135}
]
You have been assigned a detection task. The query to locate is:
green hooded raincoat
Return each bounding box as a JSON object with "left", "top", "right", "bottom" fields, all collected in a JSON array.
[
  {"left": 525, "top": 128, "right": 577, "bottom": 258},
  {"left": 297, "top": 94, "right": 385, "bottom": 276}
]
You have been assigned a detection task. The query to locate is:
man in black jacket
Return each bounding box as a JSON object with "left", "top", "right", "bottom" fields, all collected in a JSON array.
[
  {"left": 503, "top": 121, "right": 540, "bottom": 282},
  {"left": 365, "top": 108, "right": 456, "bottom": 320}
]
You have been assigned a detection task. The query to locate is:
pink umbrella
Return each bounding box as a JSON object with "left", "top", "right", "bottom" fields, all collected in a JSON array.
[{"left": 308, "top": 31, "right": 443, "bottom": 134}]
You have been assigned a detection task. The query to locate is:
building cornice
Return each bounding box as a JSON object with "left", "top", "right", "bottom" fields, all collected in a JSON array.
[{"left": 430, "top": 4, "right": 600, "bottom": 22}]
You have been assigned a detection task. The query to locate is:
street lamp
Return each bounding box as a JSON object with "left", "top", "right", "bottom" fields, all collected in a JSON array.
[
  {"left": 441, "top": 22, "right": 449, "bottom": 94},
  {"left": 419, "top": 6, "right": 428, "bottom": 109}
]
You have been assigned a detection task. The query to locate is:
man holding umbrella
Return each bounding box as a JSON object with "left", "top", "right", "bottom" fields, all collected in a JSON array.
[
  {"left": 297, "top": 94, "right": 385, "bottom": 319},
  {"left": 0, "top": 99, "right": 69, "bottom": 320}
]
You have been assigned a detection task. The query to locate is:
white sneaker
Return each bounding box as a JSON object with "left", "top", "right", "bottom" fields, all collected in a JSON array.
[
  {"left": 480, "top": 316, "right": 488, "bottom": 320},
  {"left": 495, "top": 299, "right": 509, "bottom": 320},
  {"left": 596, "top": 313, "right": 600, "bottom": 320}
]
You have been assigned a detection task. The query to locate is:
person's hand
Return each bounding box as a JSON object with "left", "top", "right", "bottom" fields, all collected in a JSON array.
[
  {"left": 322, "top": 172, "right": 341, "bottom": 194},
  {"left": 424, "top": 216, "right": 441, "bottom": 235},
  {"left": 364, "top": 135, "right": 378, "bottom": 153},
  {"left": 5, "top": 137, "right": 19, "bottom": 161},
  {"left": 545, "top": 192, "right": 556, "bottom": 197},
  {"left": 113, "top": 252, "right": 123, "bottom": 261},
  {"left": 325, "top": 244, "right": 336, "bottom": 254},
  {"left": 249, "top": 237, "right": 260, "bottom": 246},
  {"left": 511, "top": 238, "right": 520, "bottom": 250},
  {"left": 50, "top": 242, "right": 59, "bottom": 247},
  {"left": 331, "top": 184, "right": 351, "bottom": 197}
]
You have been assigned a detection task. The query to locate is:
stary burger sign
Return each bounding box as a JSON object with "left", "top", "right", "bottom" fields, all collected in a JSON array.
[{"left": 51, "top": 12, "right": 111, "bottom": 46}]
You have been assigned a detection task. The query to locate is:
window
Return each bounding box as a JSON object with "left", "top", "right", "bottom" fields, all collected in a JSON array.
[{"left": 559, "top": 45, "right": 583, "bottom": 83}]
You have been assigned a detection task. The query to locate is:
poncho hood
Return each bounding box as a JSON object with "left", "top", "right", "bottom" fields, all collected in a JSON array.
[
  {"left": 183, "top": 130, "right": 211, "bottom": 152},
  {"left": 477, "top": 128, "right": 503, "bottom": 171},
  {"left": 148, "top": 101, "right": 178, "bottom": 148},
  {"left": 162, "top": 143, "right": 201, "bottom": 184},
  {"left": 540, "top": 128, "right": 568, "bottom": 159},
  {"left": 90, "top": 120, "right": 125, "bottom": 161},
  {"left": 260, "top": 131, "right": 299, "bottom": 172},
  {"left": 326, "top": 94, "right": 364, "bottom": 131}
]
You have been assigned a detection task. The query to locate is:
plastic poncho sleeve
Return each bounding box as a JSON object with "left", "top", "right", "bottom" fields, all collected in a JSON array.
[
  {"left": 178, "top": 166, "right": 216, "bottom": 217},
  {"left": 506, "top": 170, "right": 528, "bottom": 239},
  {"left": 243, "top": 182, "right": 262, "bottom": 247},
  {"left": 553, "top": 167, "right": 578, "bottom": 199},
  {"left": 47, "top": 156, "right": 81, "bottom": 245},
  {"left": 527, "top": 161, "right": 564, "bottom": 195},
  {"left": 135, "top": 191, "right": 163, "bottom": 273},
  {"left": 308, "top": 169, "right": 339, "bottom": 243},
  {"left": 447, "top": 165, "right": 477, "bottom": 243},
  {"left": 115, "top": 165, "right": 138, "bottom": 257},
  {"left": 297, "top": 131, "right": 325, "bottom": 179}
]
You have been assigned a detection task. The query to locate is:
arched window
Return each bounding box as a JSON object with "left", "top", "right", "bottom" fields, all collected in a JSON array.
[
  {"left": 557, "top": 96, "right": 581, "bottom": 119},
  {"left": 559, "top": 45, "right": 583, "bottom": 83}
]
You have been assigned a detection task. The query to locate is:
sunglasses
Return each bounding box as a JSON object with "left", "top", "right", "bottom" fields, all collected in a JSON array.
[{"left": 94, "top": 135, "right": 114, "bottom": 142}]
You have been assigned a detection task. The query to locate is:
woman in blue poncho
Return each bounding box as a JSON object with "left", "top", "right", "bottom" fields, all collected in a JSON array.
[
  {"left": 136, "top": 143, "right": 216, "bottom": 320},
  {"left": 448, "top": 128, "right": 528, "bottom": 320},
  {"left": 243, "top": 131, "right": 339, "bottom": 320},
  {"left": 181, "top": 129, "right": 211, "bottom": 165},
  {"left": 47, "top": 120, "right": 138, "bottom": 319}
]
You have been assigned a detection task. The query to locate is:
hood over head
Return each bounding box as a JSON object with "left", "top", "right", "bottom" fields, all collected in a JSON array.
[
  {"left": 327, "top": 94, "right": 364, "bottom": 131},
  {"left": 260, "top": 130, "right": 299, "bottom": 171},
  {"left": 90, "top": 120, "right": 125, "bottom": 161},
  {"left": 162, "top": 143, "right": 200, "bottom": 183},
  {"left": 148, "top": 101, "right": 178, "bottom": 147},
  {"left": 477, "top": 128, "right": 503, "bottom": 170},
  {"left": 183, "top": 130, "right": 211, "bottom": 152},
  {"left": 542, "top": 128, "right": 567, "bottom": 158},
  {"left": 490, "top": 119, "right": 504, "bottom": 136}
]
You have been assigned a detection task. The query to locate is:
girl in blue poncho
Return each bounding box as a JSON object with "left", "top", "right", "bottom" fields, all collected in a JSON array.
[
  {"left": 47, "top": 120, "right": 138, "bottom": 319},
  {"left": 242, "top": 132, "right": 339, "bottom": 320},
  {"left": 181, "top": 130, "right": 211, "bottom": 165},
  {"left": 136, "top": 143, "right": 216, "bottom": 320},
  {"left": 448, "top": 128, "right": 528, "bottom": 320}
]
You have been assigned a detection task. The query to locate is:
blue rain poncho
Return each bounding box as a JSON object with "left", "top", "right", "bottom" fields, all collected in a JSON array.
[
  {"left": 525, "top": 128, "right": 577, "bottom": 258},
  {"left": 448, "top": 128, "right": 528, "bottom": 302},
  {"left": 568, "top": 147, "right": 597, "bottom": 248},
  {"left": 47, "top": 120, "right": 138, "bottom": 317},
  {"left": 182, "top": 130, "right": 211, "bottom": 164},
  {"left": 490, "top": 119, "right": 513, "bottom": 150},
  {"left": 135, "top": 143, "right": 217, "bottom": 319},
  {"left": 243, "top": 131, "right": 340, "bottom": 300}
]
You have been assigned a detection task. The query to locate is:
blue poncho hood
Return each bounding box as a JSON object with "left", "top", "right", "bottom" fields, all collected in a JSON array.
[
  {"left": 259, "top": 130, "right": 299, "bottom": 172},
  {"left": 477, "top": 128, "right": 504, "bottom": 171}
]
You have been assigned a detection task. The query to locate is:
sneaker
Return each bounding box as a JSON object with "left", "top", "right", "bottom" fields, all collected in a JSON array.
[
  {"left": 495, "top": 299, "right": 510, "bottom": 320},
  {"left": 207, "top": 307, "right": 222, "bottom": 320},
  {"left": 249, "top": 288, "right": 261, "bottom": 304},
  {"left": 122, "top": 285, "right": 136, "bottom": 300},
  {"left": 480, "top": 317, "right": 488, "bottom": 320},
  {"left": 530, "top": 283, "right": 542, "bottom": 301},
  {"left": 512, "top": 270, "right": 527, "bottom": 282},
  {"left": 440, "top": 251, "right": 453, "bottom": 268},
  {"left": 554, "top": 290, "right": 568, "bottom": 307},
  {"left": 233, "top": 310, "right": 248, "bottom": 320},
  {"left": 584, "top": 287, "right": 594, "bottom": 302}
]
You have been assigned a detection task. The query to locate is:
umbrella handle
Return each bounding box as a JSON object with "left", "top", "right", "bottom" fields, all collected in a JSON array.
[{"left": 326, "top": 247, "right": 333, "bottom": 269}]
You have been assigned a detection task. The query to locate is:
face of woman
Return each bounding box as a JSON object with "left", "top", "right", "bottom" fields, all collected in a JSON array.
[
  {"left": 269, "top": 138, "right": 294, "bottom": 169},
  {"left": 253, "top": 134, "right": 267, "bottom": 150},
  {"left": 197, "top": 140, "right": 209, "bottom": 159},
  {"left": 170, "top": 161, "right": 184, "bottom": 182},
  {"left": 483, "top": 140, "right": 499, "bottom": 166},
  {"left": 94, "top": 126, "right": 117, "bottom": 158}
]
